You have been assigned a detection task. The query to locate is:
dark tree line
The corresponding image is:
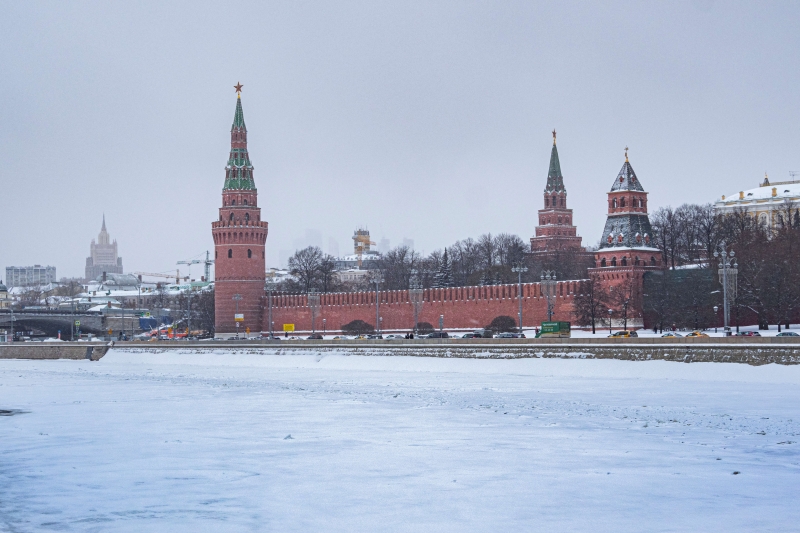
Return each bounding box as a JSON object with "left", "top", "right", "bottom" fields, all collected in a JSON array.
[{"left": 575, "top": 201, "right": 800, "bottom": 332}]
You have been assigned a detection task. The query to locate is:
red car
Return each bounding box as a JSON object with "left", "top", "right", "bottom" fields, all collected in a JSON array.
[{"left": 736, "top": 331, "right": 761, "bottom": 337}]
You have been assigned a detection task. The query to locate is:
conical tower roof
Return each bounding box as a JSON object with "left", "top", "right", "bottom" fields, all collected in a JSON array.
[
  {"left": 223, "top": 91, "right": 256, "bottom": 191},
  {"left": 544, "top": 136, "right": 565, "bottom": 193},
  {"left": 232, "top": 94, "right": 247, "bottom": 131},
  {"left": 610, "top": 150, "right": 644, "bottom": 192}
]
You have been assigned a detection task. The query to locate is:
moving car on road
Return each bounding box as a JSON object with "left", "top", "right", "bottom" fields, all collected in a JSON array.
[
  {"left": 777, "top": 332, "right": 799, "bottom": 337},
  {"left": 608, "top": 331, "right": 638, "bottom": 338}
]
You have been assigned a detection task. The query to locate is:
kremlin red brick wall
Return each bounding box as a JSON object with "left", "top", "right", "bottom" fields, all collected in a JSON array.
[{"left": 262, "top": 281, "right": 586, "bottom": 334}]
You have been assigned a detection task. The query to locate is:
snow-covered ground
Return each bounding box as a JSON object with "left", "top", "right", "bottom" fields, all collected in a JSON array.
[{"left": 2, "top": 350, "right": 799, "bottom": 532}]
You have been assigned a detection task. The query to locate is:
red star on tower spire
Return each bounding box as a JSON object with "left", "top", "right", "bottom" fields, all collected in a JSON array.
[{"left": 234, "top": 82, "right": 243, "bottom": 94}]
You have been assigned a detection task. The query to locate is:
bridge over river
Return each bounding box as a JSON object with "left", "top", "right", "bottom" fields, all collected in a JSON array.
[{"left": 0, "top": 310, "right": 144, "bottom": 337}]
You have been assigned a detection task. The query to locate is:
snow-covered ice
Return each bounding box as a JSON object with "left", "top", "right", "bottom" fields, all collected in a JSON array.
[{"left": 2, "top": 349, "right": 800, "bottom": 532}]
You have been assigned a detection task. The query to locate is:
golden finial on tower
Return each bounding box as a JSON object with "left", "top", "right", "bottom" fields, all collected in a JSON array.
[
  {"left": 624, "top": 146, "right": 629, "bottom": 162},
  {"left": 234, "top": 82, "right": 243, "bottom": 96},
  {"left": 552, "top": 129, "right": 557, "bottom": 145}
]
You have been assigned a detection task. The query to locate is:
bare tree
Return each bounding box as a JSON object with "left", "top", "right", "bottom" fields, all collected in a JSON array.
[{"left": 573, "top": 277, "right": 609, "bottom": 334}]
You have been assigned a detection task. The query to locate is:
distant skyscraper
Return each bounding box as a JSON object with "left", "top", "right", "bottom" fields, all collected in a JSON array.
[
  {"left": 328, "top": 237, "right": 340, "bottom": 258},
  {"left": 85, "top": 215, "right": 123, "bottom": 281},
  {"left": 377, "top": 237, "right": 391, "bottom": 254},
  {"left": 402, "top": 238, "right": 414, "bottom": 250}
]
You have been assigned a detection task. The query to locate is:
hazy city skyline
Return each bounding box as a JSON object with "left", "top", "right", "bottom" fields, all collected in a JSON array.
[{"left": 2, "top": 1, "right": 799, "bottom": 278}]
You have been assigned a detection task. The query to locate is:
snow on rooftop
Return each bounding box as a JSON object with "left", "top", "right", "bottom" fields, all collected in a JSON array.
[{"left": 719, "top": 181, "right": 800, "bottom": 203}]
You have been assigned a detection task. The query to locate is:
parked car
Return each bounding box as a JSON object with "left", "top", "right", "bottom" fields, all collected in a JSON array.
[
  {"left": 686, "top": 331, "right": 709, "bottom": 338},
  {"left": 661, "top": 332, "right": 683, "bottom": 338},
  {"left": 306, "top": 334, "right": 323, "bottom": 340},
  {"left": 494, "top": 332, "right": 523, "bottom": 339},
  {"left": 426, "top": 331, "right": 449, "bottom": 339},
  {"left": 331, "top": 335, "right": 349, "bottom": 340},
  {"left": 608, "top": 331, "right": 638, "bottom": 338},
  {"left": 472, "top": 329, "right": 494, "bottom": 339},
  {"left": 461, "top": 332, "right": 480, "bottom": 338},
  {"left": 736, "top": 331, "right": 761, "bottom": 337},
  {"left": 776, "top": 331, "right": 799, "bottom": 337},
  {"left": 384, "top": 334, "right": 405, "bottom": 340}
]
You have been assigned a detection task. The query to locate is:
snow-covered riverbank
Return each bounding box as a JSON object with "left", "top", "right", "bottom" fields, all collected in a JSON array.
[{"left": 2, "top": 349, "right": 799, "bottom": 532}]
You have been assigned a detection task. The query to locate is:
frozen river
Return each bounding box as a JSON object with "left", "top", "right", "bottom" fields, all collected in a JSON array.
[{"left": 2, "top": 349, "right": 799, "bottom": 532}]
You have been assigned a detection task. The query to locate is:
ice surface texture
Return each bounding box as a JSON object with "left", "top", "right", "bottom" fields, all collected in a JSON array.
[{"left": 1, "top": 350, "right": 799, "bottom": 532}]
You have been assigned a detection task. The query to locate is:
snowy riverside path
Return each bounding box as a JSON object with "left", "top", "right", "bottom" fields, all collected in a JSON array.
[{"left": 2, "top": 349, "right": 800, "bottom": 532}]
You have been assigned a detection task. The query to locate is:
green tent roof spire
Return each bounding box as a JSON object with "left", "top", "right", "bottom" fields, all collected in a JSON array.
[
  {"left": 232, "top": 93, "right": 247, "bottom": 131},
  {"left": 223, "top": 90, "right": 256, "bottom": 191},
  {"left": 544, "top": 132, "right": 565, "bottom": 193}
]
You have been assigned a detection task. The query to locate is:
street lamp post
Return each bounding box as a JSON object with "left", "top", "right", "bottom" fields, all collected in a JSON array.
[
  {"left": 409, "top": 271, "right": 423, "bottom": 336},
  {"left": 713, "top": 305, "right": 719, "bottom": 334},
  {"left": 608, "top": 308, "right": 613, "bottom": 335},
  {"left": 232, "top": 294, "right": 243, "bottom": 339},
  {"left": 308, "top": 289, "right": 320, "bottom": 333},
  {"left": 540, "top": 270, "right": 557, "bottom": 322},
  {"left": 512, "top": 264, "right": 529, "bottom": 334},
  {"left": 374, "top": 275, "right": 384, "bottom": 334},
  {"left": 323, "top": 318, "right": 326, "bottom": 336},
  {"left": 265, "top": 283, "right": 275, "bottom": 339},
  {"left": 713, "top": 243, "right": 738, "bottom": 337}
]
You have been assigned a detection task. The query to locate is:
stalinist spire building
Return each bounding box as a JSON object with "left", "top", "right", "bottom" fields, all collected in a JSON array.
[{"left": 85, "top": 215, "right": 124, "bottom": 281}]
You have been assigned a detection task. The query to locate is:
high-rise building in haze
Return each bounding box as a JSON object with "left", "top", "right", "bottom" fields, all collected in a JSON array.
[{"left": 85, "top": 215, "right": 123, "bottom": 281}]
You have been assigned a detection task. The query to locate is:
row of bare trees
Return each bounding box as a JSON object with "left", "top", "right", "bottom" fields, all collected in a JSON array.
[{"left": 280, "top": 232, "right": 596, "bottom": 294}]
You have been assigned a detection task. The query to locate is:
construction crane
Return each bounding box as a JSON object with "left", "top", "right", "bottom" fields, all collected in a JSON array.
[
  {"left": 352, "top": 229, "right": 376, "bottom": 269},
  {"left": 203, "top": 250, "right": 214, "bottom": 282},
  {"left": 177, "top": 259, "right": 202, "bottom": 282},
  {"left": 132, "top": 271, "right": 188, "bottom": 284}
]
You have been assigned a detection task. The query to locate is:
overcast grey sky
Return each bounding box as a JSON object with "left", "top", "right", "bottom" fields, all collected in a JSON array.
[{"left": 1, "top": 1, "right": 798, "bottom": 279}]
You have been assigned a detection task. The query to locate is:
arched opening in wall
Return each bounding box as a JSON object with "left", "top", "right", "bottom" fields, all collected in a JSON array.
[
  {"left": 229, "top": 213, "right": 234, "bottom": 221},
  {"left": 232, "top": 199, "right": 236, "bottom": 206},
  {"left": 621, "top": 257, "right": 627, "bottom": 266},
  {"left": 245, "top": 213, "right": 250, "bottom": 221},
  {"left": 228, "top": 249, "right": 232, "bottom": 258},
  {"left": 262, "top": 251, "right": 265, "bottom": 259},
  {"left": 545, "top": 198, "right": 549, "bottom": 207},
  {"left": 243, "top": 199, "right": 248, "bottom": 206},
  {"left": 248, "top": 249, "right": 252, "bottom": 258},
  {"left": 611, "top": 257, "right": 617, "bottom": 267},
  {"left": 650, "top": 256, "right": 656, "bottom": 266},
  {"left": 552, "top": 194, "right": 557, "bottom": 206},
  {"left": 601, "top": 258, "right": 607, "bottom": 267},
  {"left": 620, "top": 197, "right": 626, "bottom": 208},
  {"left": 219, "top": 215, "right": 223, "bottom": 222},
  {"left": 612, "top": 198, "right": 618, "bottom": 208},
  {"left": 634, "top": 256, "right": 640, "bottom": 266}
]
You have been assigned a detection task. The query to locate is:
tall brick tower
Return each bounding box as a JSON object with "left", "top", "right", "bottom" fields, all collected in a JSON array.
[
  {"left": 530, "top": 131, "right": 587, "bottom": 256},
  {"left": 212, "top": 84, "right": 268, "bottom": 337},
  {"left": 593, "top": 147, "right": 661, "bottom": 269}
]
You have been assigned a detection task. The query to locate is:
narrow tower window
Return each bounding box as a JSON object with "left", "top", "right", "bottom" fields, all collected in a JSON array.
[
  {"left": 228, "top": 249, "right": 232, "bottom": 258},
  {"left": 229, "top": 213, "right": 234, "bottom": 221},
  {"left": 248, "top": 249, "right": 252, "bottom": 258},
  {"left": 245, "top": 213, "right": 250, "bottom": 221}
]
